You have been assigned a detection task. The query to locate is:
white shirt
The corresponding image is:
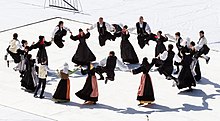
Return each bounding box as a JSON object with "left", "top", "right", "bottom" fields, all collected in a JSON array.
[
  {"left": 139, "top": 22, "right": 151, "bottom": 34},
  {"left": 195, "top": 36, "right": 207, "bottom": 51},
  {"left": 99, "top": 57, "right": 129, "bottom": 72},
  {"left": 9, "top": 39, "right": 22, "bottom": 53},
  {"left": 160, "top": 51, "right": 168, "bottom": 61},
  {"left": 52, "top": 26, "right": 71, "bottom": 38},
  {"left": 89, "top": 22, "right": 114, "bottom": 32}
]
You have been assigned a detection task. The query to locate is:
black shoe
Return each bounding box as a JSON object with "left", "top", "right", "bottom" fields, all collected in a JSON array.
[
  {"left": 34, "top": 95, "right": 38, "bottom": 98},
  {"left": 40, "top": 96, "right": 45, "bottom": 99},
  {"left": 166, "top": 76, "right": 172, "bottom": 80},
  {"left": 105, "top": 78, "right": 108, "bottom": 84},
  {"left": 206, "top": 57, "right": 210, "bottom": 64},
  {"left": 174, "top": 71, "right": 179, "bottom": 75},
  {"left": 4, "top": 55, "right": 7, "bottom": 60},
  {"left": 62, "top": 40, "right": 65, "bottom": 42},
  {"left": 98, "top": 77, "right": 104, "bottom": 80},
  {"left": 7, "top": 60, "right": 9, "bottom": 67}
]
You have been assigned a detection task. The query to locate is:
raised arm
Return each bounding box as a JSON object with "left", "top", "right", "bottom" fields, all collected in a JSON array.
[
  {"left": 89, "top": 23, "right": 97, "bottom": 30},
  {"left": 105, "top": 22, "right": 115, "bottom": 32},
  {"left": 145, "top": 23, "right": 151, "bottom": 34},
  {"left": 70, "top": 35, "right": 79, "bottom": 41},
  {"left": 52, "top": 26, "right": 59, "bottom": 38},
  {"left": 132, "top": 66, "right": 144, "bottom": 75}
]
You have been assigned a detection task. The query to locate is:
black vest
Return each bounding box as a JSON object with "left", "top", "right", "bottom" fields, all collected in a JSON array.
[
  {"left": 136, "top": 22, "right": 147, "bottom": 35},
  {"left": 106, "top": 56, "right": 117, "bottom": 70},
  {"left": 97, "top": 22, "right": 107, "bottom": 35}
]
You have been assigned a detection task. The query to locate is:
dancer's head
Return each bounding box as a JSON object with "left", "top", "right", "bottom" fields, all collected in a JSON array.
[
  {"left": 58, "top": 21, "right": 64, "bottom": 27},
  {"left": 109, "top": 51, "right": 115, "bottom": 56},
  {"left": 99, "top": 17, "right": 104, "bottom": 24},
  {"left": 13, "top": 33, "right": 18, "bottom": 39},
  {"left": 175, "top": 32, "right": 180, "bottom": 39},
  {"left": 21, "top": 40, "right": 28, "bottom": 47},
  {"left": 168, "top": 44, "right": 173, "bottom": 51},
  {"left": 63, "top": 62, "right": 69, "bottom": 74},
  {"left": 199, "top": 30, "right": 204, "bottom": 37},
  {"left": 139, "top": 16, "right": 144, "bottom": 23},
  {"left": 141, "top": 57, "right": 149, "bottom": 66},
  {"left": 79, "top": 28, "right": 84, "bottom": 36},
  {"left": 157, "top": 31, "right": 162, "bottom": 37}
]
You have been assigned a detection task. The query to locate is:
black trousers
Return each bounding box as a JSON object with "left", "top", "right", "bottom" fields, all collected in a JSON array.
[
  {"left": 96, "top": 66, "right": 115, "bottom": 80},
  {"left": 99, "top": 32, "right": 115, "bottom": 47},
  {"left": 34, "top": 78, "right": 46, "bottom": 97}
]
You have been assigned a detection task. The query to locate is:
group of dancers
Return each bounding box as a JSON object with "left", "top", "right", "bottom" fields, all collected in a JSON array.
[{"left": 4, "top": 16, "right": 210, "bottom": 106}]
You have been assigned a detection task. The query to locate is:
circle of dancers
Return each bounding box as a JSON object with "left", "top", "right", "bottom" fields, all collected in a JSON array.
[{"left": 4, "top": 16, "right": 210, "bottom": 106}]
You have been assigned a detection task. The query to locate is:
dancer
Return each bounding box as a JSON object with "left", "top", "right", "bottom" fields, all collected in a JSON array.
[
  {"left": 70, "top": 28, "right": 96, "bottom": 66},
  {"left": 136, "top": 16, "right": 151, "bottom": 49},
  {"left": 52, "top": 21, "right": 72, "bottom": 48},
  {"left": 176, "top": 50, "right": 196, "bottom": 91},
  {"left": 152, "top": 44, "right": 175, "bottom": 80},
  {"left": 173, "top": 32, "right": 184, "bottom": 74},
  {"left": 75, "top": 63, "right": 98, "bottom": 105},
  {"left": 5, "top": 33, "right": 22, "bottom": 67},
  {"left": 88, "top": 17, "right": 116, "bottom": 47},
  {"left": 194, "top": 30, "right": 210, "bottom": 64},
  {"left": 189, "top": 41, "right": 201, "bottom": 81},
  {"left": 153, "top": 31, "right": 168, "bottom": 57},
  {"left": 132, "top": 57, "right": 155, "bottom": 106},
  {"left": 31, "top": 36, "right": 52, "bottom": 65},
  {"left": 96, "top": 51, "right": 117, "bottom": 83},
  {"left": 52, "top": 63, "right": 71, "bottom": 103},
  {"left": 20, "top": 54, "right": 38, "bottom": 92},
  {"left": 116, "top": 25, "right": 139, "bottom": 64},
  {"left": 34, "top": 60, "right": 48, "bottom": 99}
]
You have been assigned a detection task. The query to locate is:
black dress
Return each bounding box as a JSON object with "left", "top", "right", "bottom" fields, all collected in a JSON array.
[
  {"left": 70, "top": 32, "right": 96, "bottom": 66},
  {"left": 75, "top": 65, "right": 98, "bottom": 102},
  {"left": 132, "top": 61, "right": 155, "bottom": 102},
  {"left": 31, "top": 41, "right": 51, "bottom": 65},
  {"left": 154, "top": 35, "right": 168, "bottom": 57},
  {"left": 20, "top": 58, "right": 37, "bottom": 92},
  {"left": 119, "top": 32, "right": 139, "bottom": 64},
  {"left": 177, "top": 54, "right": 196, "bottom": 89},
  {"left": 53, "top": 71, "right": 70, "bottom": 102}
]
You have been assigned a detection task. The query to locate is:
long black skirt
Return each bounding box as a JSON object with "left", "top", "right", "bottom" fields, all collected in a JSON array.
[
  {"left": 177, "top": 67, "right": 196, "bottom": 89},
  {"left": 194, "top": 61, "right": 201, "bottom": 81},
  {"left": 121, "top": 40, "right": 139, "bottom": 64},
  {"left": 155, "top": 43, "right": 166, "bottom": 57},
  {"left": 21, "top": 70, "right": 36, "bottom": 92},
  {"left": 53, "top": 79, "right": 70, "bottom": 101},
  {"left": 75, "top": 76, "right": 98, "bottom": 102},
  {"left": 137, "top": 74, "right": 155, "bottom": 102},
  {"left": 72, "top": 43, "right": 96, "bottom": 66}
]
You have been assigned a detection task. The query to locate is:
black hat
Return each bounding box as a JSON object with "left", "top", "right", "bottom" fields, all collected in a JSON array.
[
  {"left": 79, "top": 28, "right": 83, "bottom": 32},
  {"left": 21, "top": 40, "right": 27, "bottom": 45},
  {"left": 39, "top": 36, "right": 44, "bottom": 41}
]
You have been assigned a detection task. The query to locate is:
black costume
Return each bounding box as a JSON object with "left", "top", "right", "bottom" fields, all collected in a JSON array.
[
  {"left": 70, "top": 32, "right": 96, "bottom": 66},
  {"left": 54, "top": 26, "right": 67, "bottom": 48},
  {"left": 75, "top": 64, "right": 98, "bottom": 102},
  {"left": 53, "top": 70, "right": 70, "bottom": 102},
  {"left": 177, "top": 54, "right": 196, "bottom": 89},
  {"left": 31, "top": 39, "right": 51, "bottom": 65},
  {"left": 96, "top": 55, "right": 117, "bottom": 81},
  {"left": 132, "top": 58, "right": 155, "bottom": 102},
  {"left": 115, "top": 31, "right": 139, "bottom": 64},
  {"left": 154, "top": 35, "right": 168, "bottom": 57},
  {"left": 136, "top": 22, "right": 149, "bottom": 49},
  {"left": 20, "top": 57, "right": 37, "bottom": 92},
  {"left": 97, "top": 22, "right": 115, "bottom": 46}
]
